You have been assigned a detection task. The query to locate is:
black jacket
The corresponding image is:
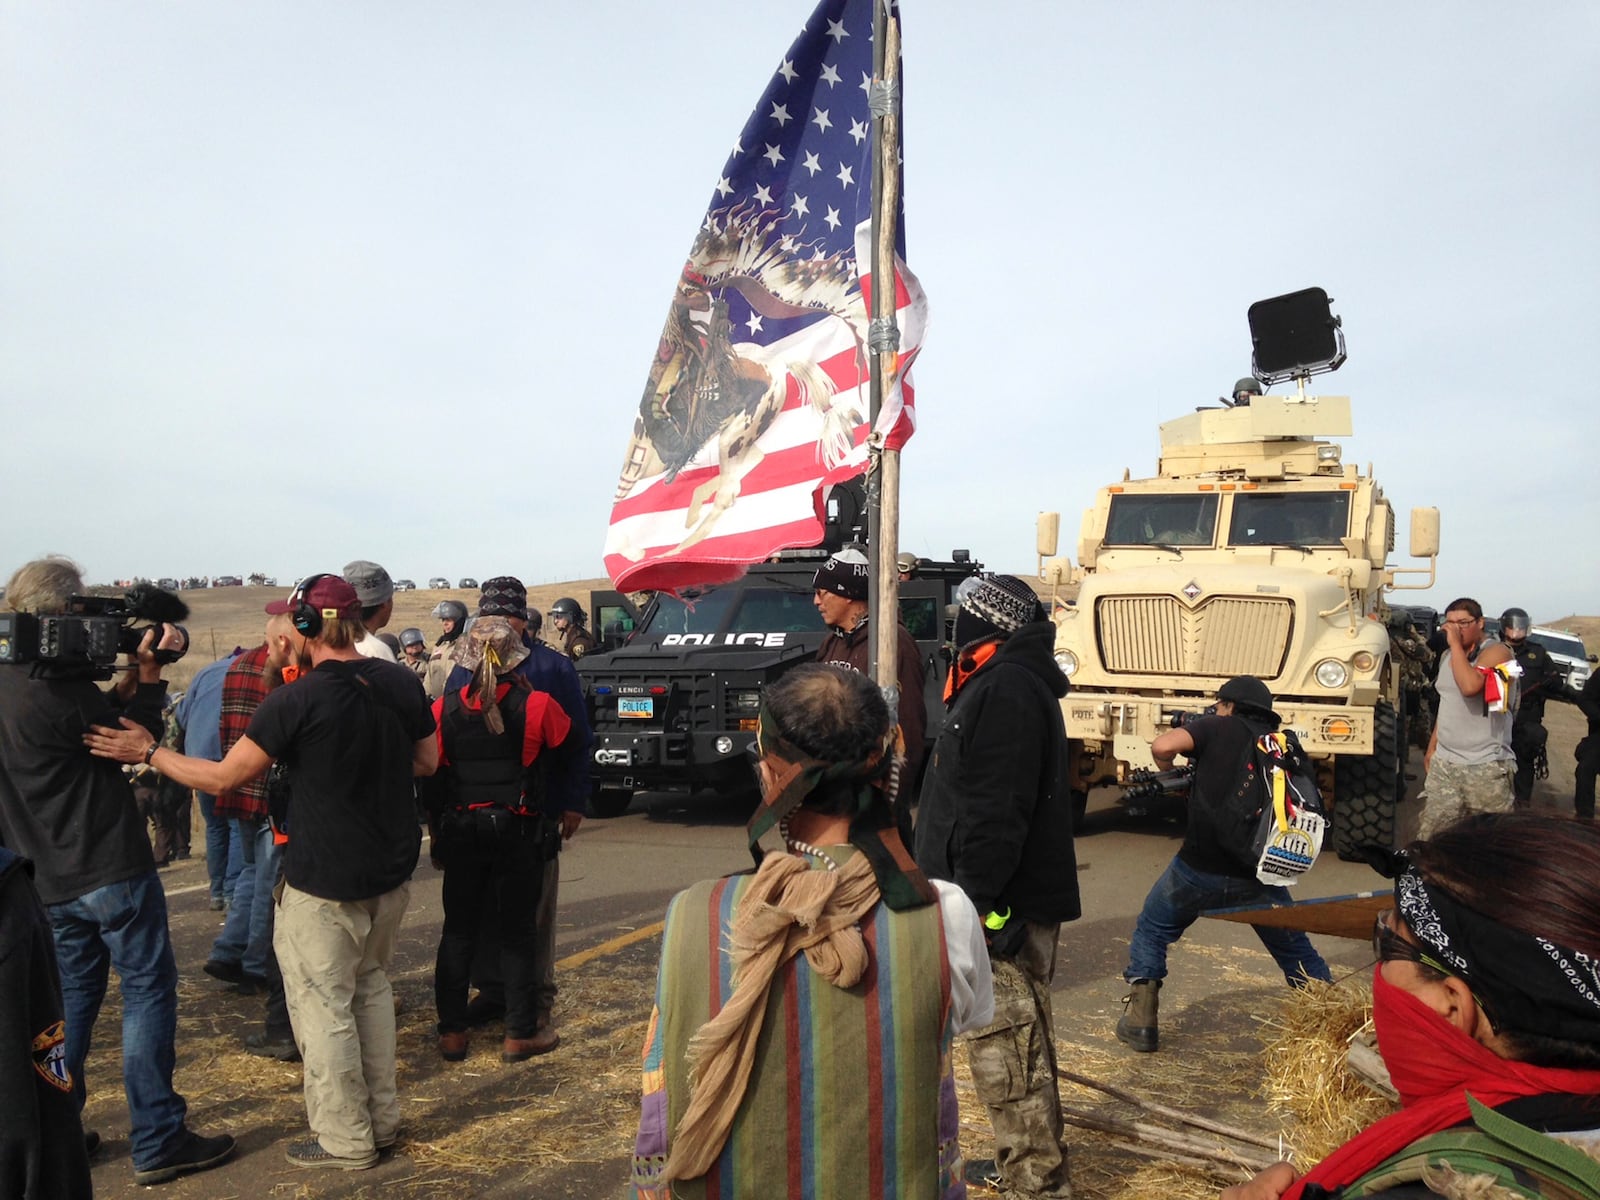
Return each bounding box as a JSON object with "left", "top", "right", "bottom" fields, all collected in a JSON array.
[
  {"left": 0, "top": 848, "right": 92, "bottom": 1199},
  {"left": 914, "top": 622, "right": 1080, "bottom": 924},
  {"left": 0, "top": 666, "right": 166, "bottom": 905}
]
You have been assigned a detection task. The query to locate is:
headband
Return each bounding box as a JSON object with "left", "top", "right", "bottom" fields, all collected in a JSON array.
[{"left": 1396, "top": 867, "right": 1600, "bottom": 1047}]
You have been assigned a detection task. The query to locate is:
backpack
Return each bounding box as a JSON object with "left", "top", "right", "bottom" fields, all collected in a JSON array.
[{"left": 1224, "top": 727, "right": 1327, "bottom": 886}]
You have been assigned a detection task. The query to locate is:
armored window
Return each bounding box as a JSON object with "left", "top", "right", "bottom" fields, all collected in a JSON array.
[
  {"left": 1105, "top": 494, "right": 1219, "bottom": 548},
  {"left": 1229, "top": 492, "right": 1350, "bottom": 547}
]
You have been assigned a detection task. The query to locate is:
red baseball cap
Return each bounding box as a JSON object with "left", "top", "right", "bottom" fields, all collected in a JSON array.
[{"left": 265, "top": 574, "right": 361, "bottom": 621}]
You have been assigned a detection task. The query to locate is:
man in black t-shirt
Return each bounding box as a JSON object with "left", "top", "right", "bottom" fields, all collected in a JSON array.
[
  {"left": 1114, "top": 676, "right": 1332, "bottom": 1054},
  {"left": 87, "top": 573, "right": 437, "bottom": 1172}
]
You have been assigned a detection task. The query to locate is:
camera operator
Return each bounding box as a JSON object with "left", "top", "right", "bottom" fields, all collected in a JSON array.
[{"left": 0, "top": 556, "right": 235, "bottom": 1186}]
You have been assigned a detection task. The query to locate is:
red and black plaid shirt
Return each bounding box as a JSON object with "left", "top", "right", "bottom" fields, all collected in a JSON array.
[{"left": 213, "top": 643, "right": 272, "bottom": 819}]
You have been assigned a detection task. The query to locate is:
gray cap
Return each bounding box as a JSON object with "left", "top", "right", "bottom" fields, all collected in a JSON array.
[{"left": 342, "top": 560, "right": 394, "bottom": 607}]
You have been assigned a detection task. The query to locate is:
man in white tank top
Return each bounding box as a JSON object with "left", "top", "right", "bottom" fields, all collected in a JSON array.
[{"left": 1419, "top": 597, "right": 1516, "bottom": 837}]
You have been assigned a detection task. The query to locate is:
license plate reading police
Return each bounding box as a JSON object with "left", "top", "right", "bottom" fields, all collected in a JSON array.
[{"left": 618, "top": 698, "right": 653, "bottom": 719}]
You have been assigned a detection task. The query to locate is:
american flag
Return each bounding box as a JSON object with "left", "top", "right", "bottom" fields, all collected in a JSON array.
[{"left": 604, "top": 0, "right": 926, "bottom": 594}]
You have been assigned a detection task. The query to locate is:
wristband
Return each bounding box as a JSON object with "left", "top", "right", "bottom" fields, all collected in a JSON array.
[{"left": 143, "top": 743, "right": 159, "bottom": 766}]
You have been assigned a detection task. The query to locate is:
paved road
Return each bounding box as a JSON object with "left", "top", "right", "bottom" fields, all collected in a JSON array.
[{"left": 86, "top": 738, "right": 1578, "bottom": 1199}]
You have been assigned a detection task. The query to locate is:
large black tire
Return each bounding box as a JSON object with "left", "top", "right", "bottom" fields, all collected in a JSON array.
[
  {"left": 589, "top": 784, "right": 635, "bottom": 819},
  {"left": 1332, "top": 701, "right": 1403, "bottom": 861}
]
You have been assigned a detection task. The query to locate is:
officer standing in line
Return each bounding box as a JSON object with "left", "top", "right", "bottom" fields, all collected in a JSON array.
[
  {"left": 547, "top": 598, "right": 596, "bottom": 660},
  {"left": 1498, "top": 607, "right": 1565, "bottom": 807}
]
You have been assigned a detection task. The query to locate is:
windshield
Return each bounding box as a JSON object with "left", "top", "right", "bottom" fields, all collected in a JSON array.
[
  {"left": 1228, "top": 492, "right": 1350, "bottom": 547},
  {"left": 641, "top": 585, "right": 826, "bottom": 636},
  {"left": 1530, "top": 631, "right": 1587, "bottom": 660},
  {"left": 1105, "top": 494, "right": 1219, "bottom": 548}
]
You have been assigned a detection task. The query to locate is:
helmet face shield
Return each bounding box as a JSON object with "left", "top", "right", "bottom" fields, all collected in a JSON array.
[{"left": 1500, "top": 608, "right": 1531, "bottom": 636}]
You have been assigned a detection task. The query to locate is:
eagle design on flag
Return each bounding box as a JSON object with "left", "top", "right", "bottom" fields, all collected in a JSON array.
[{"left": 616, "top": 210, "right": 866, "bottom": 554}]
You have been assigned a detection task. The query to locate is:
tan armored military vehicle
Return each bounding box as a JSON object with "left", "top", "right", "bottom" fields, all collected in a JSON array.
[{"left": 1037, "top": 288, "right": 1439, "bottom": 858}]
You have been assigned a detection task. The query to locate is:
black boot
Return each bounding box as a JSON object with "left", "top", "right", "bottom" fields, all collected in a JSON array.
[{"left": 1116, "top": 978, "right": 1160, "bottom": 1052}]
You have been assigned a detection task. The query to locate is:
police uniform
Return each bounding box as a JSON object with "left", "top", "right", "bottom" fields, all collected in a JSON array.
[
  {"left": 1506, "top": 637, "right": 1564, "bottom": 806},
  {"left": 560, "top": 625, "right": 596, "bottom": 660}
]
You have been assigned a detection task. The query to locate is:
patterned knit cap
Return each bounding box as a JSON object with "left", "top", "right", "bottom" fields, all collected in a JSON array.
[
  {"left": 477, "top": 575, "right": 528, "bottom": 618},
  {"left": 955, "top": 573, "right": 1043, "bottom": 647},
  {"left": 811, "top": 545, "right": 869, "bottom": 601}
]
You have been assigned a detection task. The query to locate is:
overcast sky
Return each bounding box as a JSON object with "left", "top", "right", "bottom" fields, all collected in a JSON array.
[{"left": 3, "top": 2, "right": 1596, "bottom": 620}]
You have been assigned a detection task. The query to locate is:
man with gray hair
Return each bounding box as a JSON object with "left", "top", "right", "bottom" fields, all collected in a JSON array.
[{"left": 0, "top": 556, "right": 235, "bottom": 1185}]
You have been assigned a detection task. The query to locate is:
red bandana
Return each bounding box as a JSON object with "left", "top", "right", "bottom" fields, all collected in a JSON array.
[{"left": 1284, "top": 966, "right": 1600, "bottom": 1199}]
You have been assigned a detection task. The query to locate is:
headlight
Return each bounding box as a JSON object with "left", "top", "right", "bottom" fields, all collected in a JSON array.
[
  {"left": 714, "top": 735, "right": 734, "bottom": 755},
  {"left": 1352, "top": 651, "right": 1376, "bottom": 674},
  {"left": 1054, "top": 650, "right": 1078, "bottom": 677},
  {"left": 1314, "top": 659, "right": 1349, "bottom": 689}
]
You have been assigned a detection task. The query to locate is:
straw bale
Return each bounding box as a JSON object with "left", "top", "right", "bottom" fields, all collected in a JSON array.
[{"left": 1258, "top": 976, "right": 1397, "bottom": 1165}]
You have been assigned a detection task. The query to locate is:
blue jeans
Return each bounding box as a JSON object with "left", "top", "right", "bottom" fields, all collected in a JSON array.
[
  {"left": 198, "top": 792, "right": 242, "bottom": 903},
  {"left": 1125, "top": 856, "right": 1332, "bottom": 988},
  {"left": 49, "top": 870, "right": 188, "bottom": 1170},
  {"left": 212, "top": 818, "right": 282, "bottom": 977}
]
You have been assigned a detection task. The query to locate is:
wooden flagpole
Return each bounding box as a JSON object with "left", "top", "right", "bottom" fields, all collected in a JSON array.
[{"left": 865, "top": 1, "right": 902, "bottom": 694}]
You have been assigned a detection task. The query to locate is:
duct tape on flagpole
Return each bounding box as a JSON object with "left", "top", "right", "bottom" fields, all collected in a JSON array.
[
  {"left": 867, "top": 78, "right": 900, "bottom": 118},
  {"left": 868, "top": 317, "right": 900, "bottom": 353}
]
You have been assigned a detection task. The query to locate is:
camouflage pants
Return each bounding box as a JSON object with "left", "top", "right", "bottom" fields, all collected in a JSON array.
[
  {"left": 1418, "top": 758, "right": 1514, "bottom": 839},
  {"left": 965, "top": 921, "right": 1072, "bottom": 1200}
]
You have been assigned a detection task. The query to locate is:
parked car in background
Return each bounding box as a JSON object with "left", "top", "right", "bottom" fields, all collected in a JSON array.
[
  {"left": 429, "top": 576, "right": 451, "bottom": 589},
  {"left": 458, "top": 577, "right": 478, "bottom": 589},
  {"left": 156, "top": 577, "right": 182, "bottom": 590},
  {"left": 212, "top": 575, "right": 243, "bottom": 587},
  {"left": 395, "top": 579, "right": 417, "bottom": 591},
  {"left": 1529, "top": 626, "right": 1595, "bottom": 697}
]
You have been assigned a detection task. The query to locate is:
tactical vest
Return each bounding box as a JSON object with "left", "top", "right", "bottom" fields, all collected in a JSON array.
[{"left": 439, "top": 686, "right": 545, "bottom": 815}]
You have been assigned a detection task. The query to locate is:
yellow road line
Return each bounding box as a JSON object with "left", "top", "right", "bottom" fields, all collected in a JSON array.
[{"left": 557, "top": 921, "right": 664, "bottom": 971}]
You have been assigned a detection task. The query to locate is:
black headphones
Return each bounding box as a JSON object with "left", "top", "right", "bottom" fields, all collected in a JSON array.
[{"left": 289, "top": 573, "right": 341, "bottom": 639}]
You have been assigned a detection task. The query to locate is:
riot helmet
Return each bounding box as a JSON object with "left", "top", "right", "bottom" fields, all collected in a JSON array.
[
  {"left": 1499, "top": 607, "right": 1530, "bottom": 643},
  {"left": 399, "top": 627, "right": 426, "bottom": 648},
  {"left": 1232, "top": 377, "right": 1264, "bottom": 406},
  {"left": 430, "top": 600, "right": 468, "bottom": 624},
  {"left": 549, "top": 597, "right": 586, "bottom": 627}
]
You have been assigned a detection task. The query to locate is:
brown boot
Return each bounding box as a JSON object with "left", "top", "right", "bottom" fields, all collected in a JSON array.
[
  {"left": 438, "top": 1031, "right": 469, "bottom": 1062},
  {"left": 501, "top": 1029, "right": 559, "bottom": 1063},
  {"left": 1116, "top": 979, "right": 1160, "bottom": 1052}
]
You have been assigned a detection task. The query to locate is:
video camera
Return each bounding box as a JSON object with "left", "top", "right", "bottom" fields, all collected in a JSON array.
[{"left": 0, "top": 585, "right": 190, "bottom": 679}]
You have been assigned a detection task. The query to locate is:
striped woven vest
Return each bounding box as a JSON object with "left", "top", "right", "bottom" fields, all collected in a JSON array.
[{"left": 639, "top": 856, "right": 960, "bottom": 1199}]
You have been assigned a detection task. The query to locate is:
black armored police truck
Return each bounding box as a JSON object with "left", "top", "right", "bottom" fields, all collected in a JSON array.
[{"left": 575, "top": 548, "right": 984, "bottom": 818}]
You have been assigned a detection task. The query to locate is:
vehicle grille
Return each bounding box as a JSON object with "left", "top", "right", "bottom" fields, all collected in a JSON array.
[{"left": 1096, "top": 595, "right": 1293, "bottom": 678}]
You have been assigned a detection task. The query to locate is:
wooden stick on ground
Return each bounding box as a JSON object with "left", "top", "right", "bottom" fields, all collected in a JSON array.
[
  {"left": 957, "top": 1120, "right": 1233, "bottom": 1176},
  {"left": 1058, "top": 1104, "right": 1279, "bottom": 1174},
  {"left": 1056, "top": 1067, "right": 1281, "bottom": 1151}
]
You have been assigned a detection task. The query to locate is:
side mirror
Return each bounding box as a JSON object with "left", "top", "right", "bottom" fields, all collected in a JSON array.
[
  {"left": 1036, "top": 512, "right": 1061, "bottom": 558},
  {"left": 1408, "top": 507, "right": 1440, "bottom": 559}
]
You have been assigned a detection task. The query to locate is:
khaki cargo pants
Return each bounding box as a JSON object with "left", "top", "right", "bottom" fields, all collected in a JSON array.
[
  {"left": 965, "top": 920, "right": 1073, "bottom": 1199},
  {"left": 275, "top": 881, "right": 409, "bottom": 1159},
  {"left": 1418, "top": 758, "right": 1515, "bottom": 839}
]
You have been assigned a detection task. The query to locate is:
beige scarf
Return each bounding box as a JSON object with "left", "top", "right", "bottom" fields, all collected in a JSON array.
[{"left": 663, "top": 849, "right": 881, "bottom": 1183}]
